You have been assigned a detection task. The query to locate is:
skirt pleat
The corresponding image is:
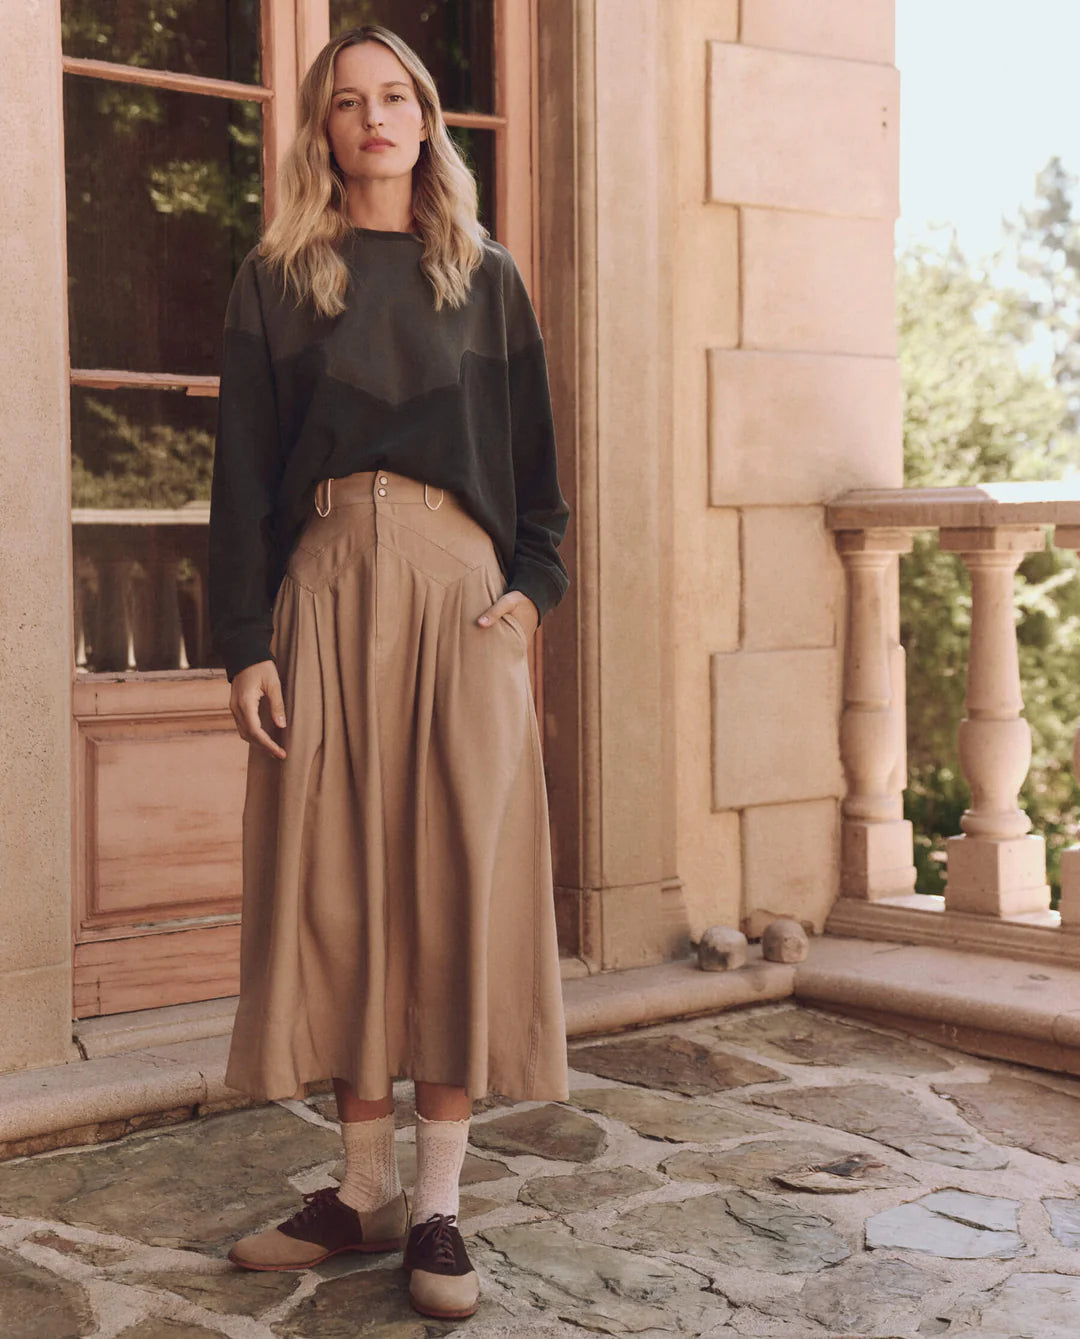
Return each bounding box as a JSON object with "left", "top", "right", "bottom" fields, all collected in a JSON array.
[{"left": 223, "top": 469, "right": 569, "bottom": 1103}]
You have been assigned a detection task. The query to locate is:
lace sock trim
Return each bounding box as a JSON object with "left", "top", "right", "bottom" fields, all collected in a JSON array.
[
  {"left": 336, "top": 1111, "right": 402, "bottom": 1213},
  {"left": 411, "top": 1111, "right": 471, "bottom": 1224}
]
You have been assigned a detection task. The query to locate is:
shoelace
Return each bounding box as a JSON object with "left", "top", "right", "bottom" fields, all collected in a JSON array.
[
  {"left": 287, "top": 1185, "right": 341, "bottom": 1230},
  {"left": 413, "top": 1212, "right": 460, "bottom": 1268}
]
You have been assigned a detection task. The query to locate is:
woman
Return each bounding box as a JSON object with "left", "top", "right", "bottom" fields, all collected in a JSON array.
[{"left": 207, "top": 23, "right": 571, "bottom": 1322}]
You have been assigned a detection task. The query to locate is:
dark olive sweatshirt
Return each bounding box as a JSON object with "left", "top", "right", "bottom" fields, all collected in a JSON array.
[{"left": 208, "top": 226, "right": 570, "bottom": 682}]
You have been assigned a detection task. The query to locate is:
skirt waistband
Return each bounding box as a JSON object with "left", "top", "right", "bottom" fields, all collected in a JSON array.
[{"left": 314, "top": 470, "right": 447, "bottom": 516}]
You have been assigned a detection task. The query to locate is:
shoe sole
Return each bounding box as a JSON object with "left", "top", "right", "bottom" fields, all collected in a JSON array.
[
  {"left": 410, "top": 1299, "right": 480, "bottom": 1320},
  {"left": 227, "top": 1235, "right": 405, "bottom": 1271},
  {"left": 405, "top": 1265, "right": 480, "bottom": 1319}
]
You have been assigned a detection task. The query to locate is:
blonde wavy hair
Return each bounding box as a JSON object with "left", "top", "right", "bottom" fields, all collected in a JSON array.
[{"left": 259, "top": 24, "right": 488, "bottom": 317}]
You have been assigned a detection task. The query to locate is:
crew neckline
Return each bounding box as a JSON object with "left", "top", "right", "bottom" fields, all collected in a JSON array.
[{"left": 348, "top": 225, "right": 422, "bottom": 241}]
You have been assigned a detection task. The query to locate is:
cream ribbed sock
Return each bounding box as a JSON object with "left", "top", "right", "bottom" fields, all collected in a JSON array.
[
  {"left": 411, "top": 1112, "right": 471, "bottom": 1223},
  {"left": 336, "top": 1111, "right": 402, "bottom": 1213}
]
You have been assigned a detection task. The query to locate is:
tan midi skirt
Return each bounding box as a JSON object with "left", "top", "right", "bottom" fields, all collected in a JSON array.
[{"left": 223, "top": 468, "right": 569, "bottom": 1104}]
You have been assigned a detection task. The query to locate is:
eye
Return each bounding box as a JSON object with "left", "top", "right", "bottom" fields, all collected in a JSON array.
[
  {"left": 336, "top": 98, "right": 356, "bottom": 109},
  {"left": 387, "top": 93, "right": 405, "bottom": 102}
]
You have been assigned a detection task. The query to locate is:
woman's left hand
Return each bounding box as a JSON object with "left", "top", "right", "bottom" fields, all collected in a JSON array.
[{"left": 478, "top": 592, "right": 539, "bottom": 642}]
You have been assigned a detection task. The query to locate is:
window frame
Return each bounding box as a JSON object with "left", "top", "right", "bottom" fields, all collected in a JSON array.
[{"left": 65, "top": 0, "right": 530, "bottom": 681}]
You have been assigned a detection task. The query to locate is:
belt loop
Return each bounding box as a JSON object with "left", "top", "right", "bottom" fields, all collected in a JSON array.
[
  {"left": 315, "top": 477, "right": 333, "bottom": 517},
  {"left": 424, "top": 483, "right": 444, "bottom": 511}
]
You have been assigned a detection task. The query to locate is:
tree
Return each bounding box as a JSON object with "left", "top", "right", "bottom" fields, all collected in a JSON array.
[{"left": 898, "top": 225, "right": 1080, "bottom": 900}]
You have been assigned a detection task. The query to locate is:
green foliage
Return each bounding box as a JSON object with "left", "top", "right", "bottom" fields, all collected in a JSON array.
[
  {"left": 899, "top": 184, "right": 1080, "bottom": 903},
  {"left": 71, "top": 397, "right": 213, "bottom": 509}
]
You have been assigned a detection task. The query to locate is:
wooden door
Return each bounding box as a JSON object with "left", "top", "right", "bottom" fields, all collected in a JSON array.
[{"left": 65, "top": 0, "right": 543, "bottom": 1017}]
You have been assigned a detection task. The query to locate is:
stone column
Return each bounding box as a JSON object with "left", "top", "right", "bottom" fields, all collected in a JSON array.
[
  {"left": 938, "top": 526, "right": 1049, "bottom": 917},
  {"left": 1051, "top": 524, "right": 1080, "bottom": 930},
  {"left": 536, "top": 0, "right": 691, "bottom": 969},
  {"left": 0, "top": 3, "right": 78, "bottom": 1070},
  {"left": 835, "top": 529, "right": 916, "bottom": 899}
]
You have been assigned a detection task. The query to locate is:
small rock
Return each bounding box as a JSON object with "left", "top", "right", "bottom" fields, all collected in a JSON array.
[
  {"left": 761, "top": 917, "right": 809, "bottom": 963},
  {"left": 742, "top": 908, "right": 816, "bottom": 940},
  {"left": 697, "top": 925, "right": 748, "bottom": 971}
]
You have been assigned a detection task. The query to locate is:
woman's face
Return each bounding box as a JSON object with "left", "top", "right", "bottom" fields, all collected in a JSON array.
[{"left": 326, "top": 41, "right": 428, "bottom": 185}]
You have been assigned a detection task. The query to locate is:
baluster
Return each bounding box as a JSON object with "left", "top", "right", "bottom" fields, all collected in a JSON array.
[
  {"left": 96, "top": 538, "right": 136, "bottom": 672},
  {"left": 835, "top": 529, "right": 917, "bottom": 899},
  {"left": 149, "top": 554, "right": 184, "bottom": 670},
  {"left": 938, "top": 525, "right": 1049, "bottom": 916},
  {"left": 1051, "top": 524, "right": 1080, "bottom": 930}
]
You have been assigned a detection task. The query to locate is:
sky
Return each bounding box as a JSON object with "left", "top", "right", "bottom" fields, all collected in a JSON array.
[{"left": 896, "top": 0, "right": 1080, "bottom": 274}]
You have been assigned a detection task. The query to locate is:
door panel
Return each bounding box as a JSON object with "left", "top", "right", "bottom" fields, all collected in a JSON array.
[
  {"left": 79, "top": 727, "right": 245, "bottom": 926},
  {"left": 72, "top": 677, "right": 247, "bottom": 1016},
  {"left": 74, "top": 925, "right": 243, "bottom": 1019},
  {"left": 67, "top": 0, "right": 543, "bottom": 1017}
]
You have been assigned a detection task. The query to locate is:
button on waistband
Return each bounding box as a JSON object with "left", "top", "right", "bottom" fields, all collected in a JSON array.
[
  {"left": 377, "top": 487, "right": 387, "bottom": 496},
  {"left": 378, "top": 475, "right": 388, "bottom": 484}
]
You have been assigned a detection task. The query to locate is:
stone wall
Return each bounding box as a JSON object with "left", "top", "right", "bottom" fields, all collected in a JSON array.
[{"left": 670, "top": 0, "right": 902, "bottom": 937}]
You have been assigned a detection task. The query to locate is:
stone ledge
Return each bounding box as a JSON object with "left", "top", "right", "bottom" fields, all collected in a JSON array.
[
  {"left": 825, "top": 892, "right": 1077, "bottom": 967},
  {"left": 796, "top": 934, "right": 1080, "bottom": 1076},
  {"left": 0, "top": 952, "right": 793, "bottom": 1161},
  {"left": 75, "top": 996, "right": 239, "bottom": 1059}
]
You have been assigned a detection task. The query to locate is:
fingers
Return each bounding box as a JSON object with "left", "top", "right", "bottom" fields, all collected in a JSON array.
[
  {"left": 230, "top": 662, "right": 287, "bottom": 760},
  {"left": 477, "top": 594, "right": 539, "bottom": 639}
]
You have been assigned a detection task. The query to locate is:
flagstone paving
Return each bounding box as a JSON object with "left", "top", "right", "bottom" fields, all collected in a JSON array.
[{"left": 5, "top": 1001, "right": 1080, "bottom": 1336}]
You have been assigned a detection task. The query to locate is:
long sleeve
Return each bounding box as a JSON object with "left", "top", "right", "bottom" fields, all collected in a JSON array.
[
  {"left": 500, "top": 252, "right": 570, "bottom": 622},
  {"left": 208, "top": 251, "right": 283, "bottom": 682}
]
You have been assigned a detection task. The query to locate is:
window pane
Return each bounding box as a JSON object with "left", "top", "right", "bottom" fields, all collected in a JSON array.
[
  {"left": 61, "top": 0, "right": 262, "bottom": 85},
  {"left": 72, "top": 386, "right": 219, "bottom": 674},
  {"left": 448, "top": 126, "right": 494, "bottom": 237},
  {"left": 71, "top": 386, "right": 215, "bottom": 508},
  {"left": 329, "top": 2, "right": 494, "bottom": 114},
  {"left": 64, "top": 74, "right": 262, "bottom": 375}
]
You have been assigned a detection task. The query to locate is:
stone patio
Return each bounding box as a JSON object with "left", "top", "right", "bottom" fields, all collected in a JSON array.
[{"left": 5, "top": 1001, "right": 1080, "bottom": 1337}]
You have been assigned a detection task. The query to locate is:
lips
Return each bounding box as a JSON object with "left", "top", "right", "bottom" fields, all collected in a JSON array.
[{"left": 362, "top": 139, "right": 394, "bottom": 150}]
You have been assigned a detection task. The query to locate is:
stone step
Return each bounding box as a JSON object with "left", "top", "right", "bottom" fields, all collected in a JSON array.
[
  {"left": 795, "top": 933, "right": 1080, "bottom": 1078},
  {"left": 0, "top": 950, "right": 792, "bottom": 1161}
]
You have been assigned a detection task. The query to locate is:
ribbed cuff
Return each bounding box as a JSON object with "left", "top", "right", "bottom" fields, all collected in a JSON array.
[
  {"left": 504, "top": 561, "right": 565, "bottom": 624},
  {"left": 219, "top": 630, "right": 275, "bottom": 683}
]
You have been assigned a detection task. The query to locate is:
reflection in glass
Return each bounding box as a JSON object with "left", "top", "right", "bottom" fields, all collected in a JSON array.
[
  {"left": 71, "top": 385, "right": 216, "bottom": 508},
  {"left": 71, "top": 387, "right": 219, "bottom": 673},
  {"left": 61, "top": 0, "right": 262, "bottom": 85},
  {"left": 64, "top": 74, "right": 262, "bottom": 376},
  {"left": 329, "top": 2, "right": 493, "bottom": 114},
  {"left": 448, "top": 126, "right": 494, "bottom": 237}
]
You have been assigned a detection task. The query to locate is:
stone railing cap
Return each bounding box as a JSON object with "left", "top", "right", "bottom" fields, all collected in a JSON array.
[{"left": 827, "top": 480, "right": 1080, "bottom": 531}]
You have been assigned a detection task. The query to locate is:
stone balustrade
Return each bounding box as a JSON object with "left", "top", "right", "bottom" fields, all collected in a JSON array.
[
  {"left": 826, "top": 481, "right": 1080, "bottom": 959},
  {"left": 72, "top": 504, "right": 213, "bottom": 674}
]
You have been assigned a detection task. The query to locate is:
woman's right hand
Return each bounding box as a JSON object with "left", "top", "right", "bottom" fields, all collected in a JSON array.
[{"left": 230, "top": 660, "right": 288, "bottom": 760}]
